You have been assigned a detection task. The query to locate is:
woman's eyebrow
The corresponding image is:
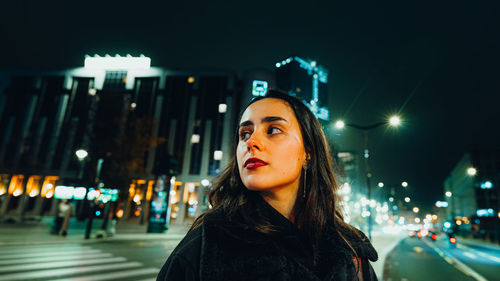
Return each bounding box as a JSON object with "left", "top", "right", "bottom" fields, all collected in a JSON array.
[{"left": 239, "top": 116, "right": 288, "bottom": 128}]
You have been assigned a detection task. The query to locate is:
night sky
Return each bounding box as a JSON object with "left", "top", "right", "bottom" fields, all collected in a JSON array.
[{"left": 1, "top": 1, "right": 499, "bottom": 212}]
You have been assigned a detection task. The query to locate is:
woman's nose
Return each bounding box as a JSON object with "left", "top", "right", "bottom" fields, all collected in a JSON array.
[{"left": 247, "top": 134, "right": 263, "bottom": 151}]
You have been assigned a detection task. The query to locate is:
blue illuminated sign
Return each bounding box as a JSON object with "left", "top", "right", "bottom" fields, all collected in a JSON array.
[
  {"left": 476, "top": 209, "right": 494, "bottom": 217},
  {"left": 480, "top": 181, "right": 493, "bottom": 189},
  {"left": 252, "top": 80, "right": 268, "bottom": 96}
]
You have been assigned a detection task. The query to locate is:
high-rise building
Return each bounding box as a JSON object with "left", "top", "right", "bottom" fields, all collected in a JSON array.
[
  {"left": 275, "top": 56, "right": 329, "bottom": 121},
  {"left": 0, "top": 55, "right": 239, "bottom": 226},
  {"left": 444, "top": 149, "right": 500, "bottom": 241}
]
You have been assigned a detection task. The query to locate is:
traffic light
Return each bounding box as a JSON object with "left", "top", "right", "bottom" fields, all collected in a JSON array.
[{"left": 92, "top": 203, "right": 105, "bottom": 218}]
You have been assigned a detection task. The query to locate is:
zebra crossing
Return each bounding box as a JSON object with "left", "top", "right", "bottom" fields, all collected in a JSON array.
[{"left": 0, "top": 243, "right": 159, "bottom": 281}]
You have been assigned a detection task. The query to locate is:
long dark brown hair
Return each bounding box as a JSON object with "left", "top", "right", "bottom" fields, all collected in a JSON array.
[{"left": 191, "top": 90, "right": 361, "bottom": 253}]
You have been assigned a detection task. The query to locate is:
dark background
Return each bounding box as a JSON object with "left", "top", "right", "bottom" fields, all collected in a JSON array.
[{"left": 1, "top": 0, "right": 499, "bottom": 212}]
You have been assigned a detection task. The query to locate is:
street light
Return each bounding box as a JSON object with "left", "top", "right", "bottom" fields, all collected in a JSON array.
[
  {"left": 467, "top": 167, "right": 477, "bottom": 176},
  {"left": 402, "top": 181, "right": 408, "bottom": 187},
  {"left": 334, "top": 120, "right": 345, "bottom": 129},
  {"left": 378, "top": 182, "right": 384, "bottom": 188},
  {"left": 445, "top": 191, "right": 452, "bottom": 197},
  {"left": 332, "top": 115, "right": 402, "bottom": 239},
  {"left": 404, "top": 197, "right": 411, "bottom": 203},
  {"left": 413, "top": 207, "right": 420, "bottom": 213},
  {"left": 389, "top": 116, "right": 401, "bottom": 127},
  {"left": 75, "top": 149, "right": 88, "bottom": 179},
  {"left": 76, "top": 149, "right": 88, "bottom": 161}
]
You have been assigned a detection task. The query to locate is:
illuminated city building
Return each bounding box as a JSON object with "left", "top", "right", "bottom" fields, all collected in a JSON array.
[
  {"left": 275, "top": 56, "right": 330, "bottom": 121},
  {"left": 444, "top": 149, "right": 500, "bottom": 241},
  {"left": 0, "top": 55, "right": 238, "bottom": 225},
  {"left": 0, "top": 54, "right": 335, "bottom": 229}
]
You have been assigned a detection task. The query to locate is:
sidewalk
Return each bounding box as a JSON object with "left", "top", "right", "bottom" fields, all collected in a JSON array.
[
  {"left": 0, "top": 217, "right": 190, "bottom": 246},
  {"left": 370, "top": 230, "right": 406, "bottom": 279}
]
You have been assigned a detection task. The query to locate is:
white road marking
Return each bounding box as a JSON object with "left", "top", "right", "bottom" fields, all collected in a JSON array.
[
  {"left": 0, "top": 261, "right": 142, "bottom": 281},
  {"left": 459, "top": 244, "right": 500, "bottom": 263},
  {"left": 463, "top": 252, "right": 477, "bottom": 259},
  {"left": 0, "top": 252, "right": 113, "bottom": 265},
  {"left": 0, "top": 249, "right": 101, "bottom": 260},
  {"left": 424, "top": 240, "right": 488, "bottom": 281},
  {"left": 0, "top": 257, "right": 126, "bottom": 272},
  {"left": 52, "top": 268, "right": 160, "bottom": 281},
  {"left": 0, "top": 245, "right": 90, "bottom": 254},
  {"left": 413, "top": 246, "right": 423, "bottom": 253}
]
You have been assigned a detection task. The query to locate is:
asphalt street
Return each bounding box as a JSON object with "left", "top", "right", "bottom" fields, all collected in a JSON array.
[
  {"left": 384, "top": 235, "right": 500, "bottom": 281},
  {"left": 0, "top": 237, "right": 181, "bottom": 280}
]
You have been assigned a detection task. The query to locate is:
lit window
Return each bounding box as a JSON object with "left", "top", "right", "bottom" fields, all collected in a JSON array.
[
  {"left": 8, "top": 175, "right": 24, "bottom": 196},
  {"left": 214, "top": 150, "right": 223, "bottom": 160},
  {"left": 26, "top": 175, "right": 41, "bottom": 197},
  {"left": 191, "top": 134, "right": 200, "bottom": 144},
  {"left": 218, "top": 104, "right": 227, "bottom": 113},
  {"left": 41, "top": 176, "right": 59, "bottom": 198}
]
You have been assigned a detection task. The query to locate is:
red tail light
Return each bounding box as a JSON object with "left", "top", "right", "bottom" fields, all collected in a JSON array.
[
  {"left": 431, "top": 234, "right": 437, "bottom": 240},
  {"left": 417, "top": 232, "right": 422, "bottom": 238},
  {"left": 449, "top": 237, "right": 456, "bottom": 244}
]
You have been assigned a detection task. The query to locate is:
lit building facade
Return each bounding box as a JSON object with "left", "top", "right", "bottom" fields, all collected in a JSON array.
[
  {"left": 275, "top": 56, "right": 330, "bottom": 121},
  {"left": 444, "top": 150, "right": 500, "bottom": 241},
  {"left": 0, "top": 55, "right": 239, "bottom": 225}
]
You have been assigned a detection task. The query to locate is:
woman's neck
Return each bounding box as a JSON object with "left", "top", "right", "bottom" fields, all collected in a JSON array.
[{"left": 260, "top": 187, "right": 298, "bottom": 222}]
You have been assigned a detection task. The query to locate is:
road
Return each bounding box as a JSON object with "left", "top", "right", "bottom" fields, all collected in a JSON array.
[
  {"left": 0, "top": 238, "right": 179, "bottom": 281},
  {"left": 384, "top": 235, "right": 500, "bottom": 281},
  {"left": 1, "top": 219, "right": 499, "bottom": 281}
]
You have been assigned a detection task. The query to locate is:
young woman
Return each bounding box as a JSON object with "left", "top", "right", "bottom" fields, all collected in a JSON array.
[{"left": 157, "top": 90, "right": 378, "bottom": 281}]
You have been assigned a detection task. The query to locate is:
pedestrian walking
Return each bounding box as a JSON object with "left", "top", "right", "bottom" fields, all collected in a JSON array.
[
  {"left": 157, "top": 90, "right": 378, "bottom": 281},
  {"left": 54, "top": 199, "right": 73, "bottom": 236}
]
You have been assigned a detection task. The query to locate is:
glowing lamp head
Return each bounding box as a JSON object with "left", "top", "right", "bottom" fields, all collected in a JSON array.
[
  {"left": 334, "top": 120, "right": 345, "bottom": 129},
  {"left": 467, "top": 167, "right": 477, "bottom": 176},
  {"left": 389, "top": 115, "right": 401, "bottom": 127},
  {"left": 75, "top": 149, "right": 88, "bottom": 160}
]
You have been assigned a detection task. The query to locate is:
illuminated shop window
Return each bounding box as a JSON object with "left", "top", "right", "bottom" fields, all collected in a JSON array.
[
  {"left": 129, "top": 179, "right": 147, "bottom": 217},
  {"left": 41, "top": 176, "right": 59, "bottom": 198},
  {"left": 169, "top": 181, "right": 183, "bottom": 219},
  {"left": 146, "top": 180, "right": 155, "bottom": 201},
  {"left": 0, "top": 174, "right": 9, "bottom": 196},
  {"left": 8, "top": 175, "right": 25, "bottom": 197},
  {"left": 26, "top": 175, "right": 41, "bottom": 197}
]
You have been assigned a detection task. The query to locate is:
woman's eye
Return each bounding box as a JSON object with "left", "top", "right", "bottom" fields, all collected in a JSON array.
[
  {"left": 240, "top": 131, "right": 251, "bottom": 140},
  {"left": 268, "top": 127, "right": 282, "bottom": 135}
]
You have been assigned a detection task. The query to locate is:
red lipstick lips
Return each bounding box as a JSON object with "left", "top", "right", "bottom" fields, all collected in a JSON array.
[{"left": 244, "top": 157, "right": 268, "bottom": 169}]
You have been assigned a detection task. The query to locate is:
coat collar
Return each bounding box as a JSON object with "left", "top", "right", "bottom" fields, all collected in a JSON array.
[{"left": 199, "top": 194, "right": 378, "bottom": 281}]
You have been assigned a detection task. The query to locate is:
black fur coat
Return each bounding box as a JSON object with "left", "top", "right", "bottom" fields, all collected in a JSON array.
[{"left": 157, "top": 196, "right": 378, "bottom": 281}]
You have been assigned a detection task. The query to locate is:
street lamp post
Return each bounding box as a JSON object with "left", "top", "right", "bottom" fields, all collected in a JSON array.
[
  {"left": 334, "top": 116, "right": 401, "bottom": 240},
  {"left": 75, "top": 149, "right": 88, "bottom": 179}
]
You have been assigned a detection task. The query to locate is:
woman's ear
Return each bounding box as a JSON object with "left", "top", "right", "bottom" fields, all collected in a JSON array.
[{"left": 304, "top": 152, "right": 311, "bottom": 164}]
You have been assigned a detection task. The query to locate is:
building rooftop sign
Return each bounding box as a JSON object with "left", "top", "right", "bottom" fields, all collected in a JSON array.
[{"left": 84, "top": 54, "right": 151, "bottom": 70}]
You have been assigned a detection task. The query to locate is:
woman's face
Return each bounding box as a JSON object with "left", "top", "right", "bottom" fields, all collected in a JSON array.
[{"left": 236, "top": 98, "right": 307, "bottom": 195}]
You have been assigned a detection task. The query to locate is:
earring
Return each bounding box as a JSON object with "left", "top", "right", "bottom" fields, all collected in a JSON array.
[{"left": 303, "top": 164, "right": 308, "bottom": 198}]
